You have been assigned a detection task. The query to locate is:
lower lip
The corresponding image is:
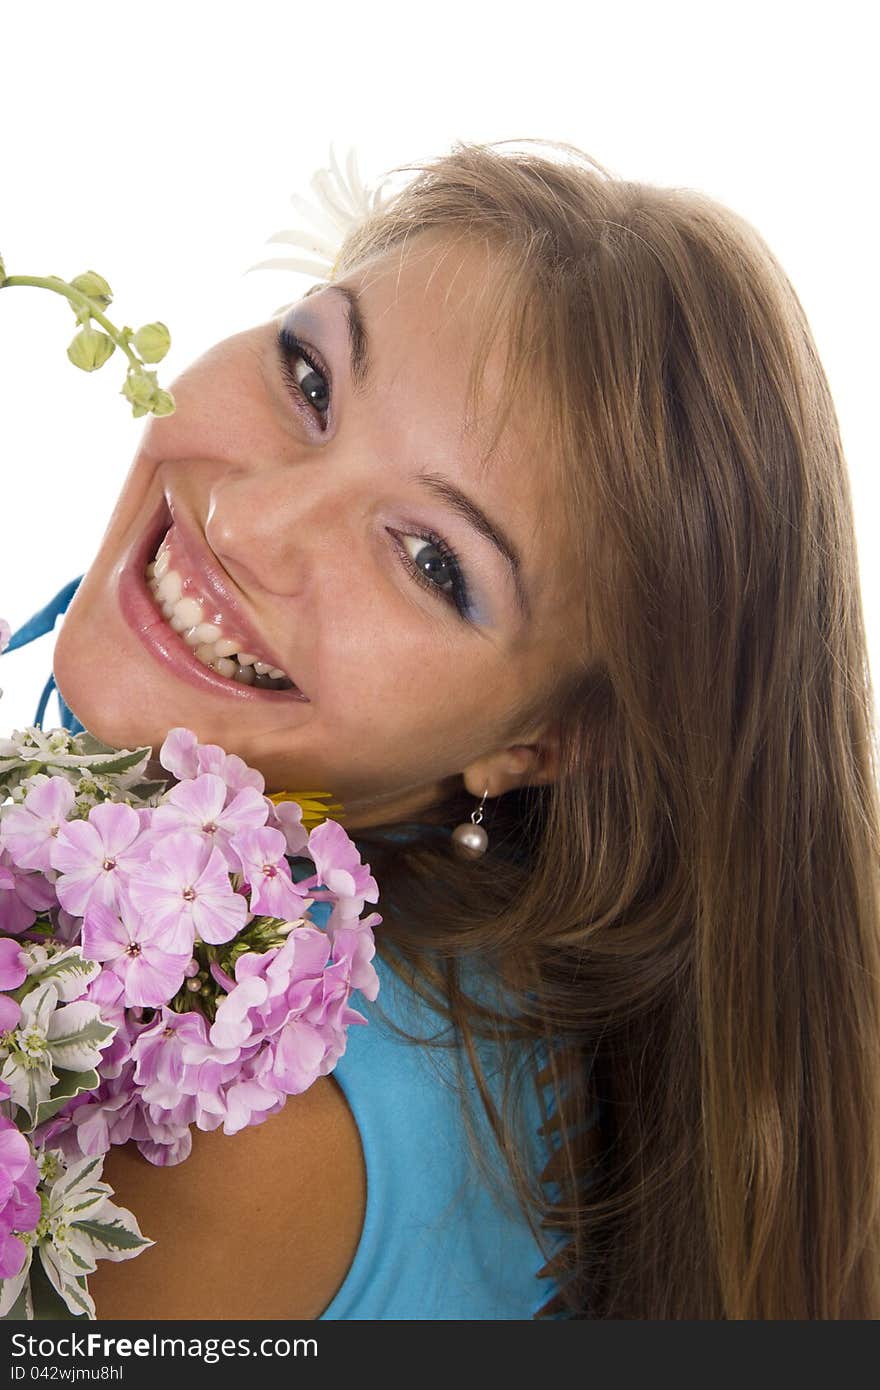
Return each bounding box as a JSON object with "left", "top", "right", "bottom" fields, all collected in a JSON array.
[{"left": 116, "top": 501, "right": 310, "bottom": 704}]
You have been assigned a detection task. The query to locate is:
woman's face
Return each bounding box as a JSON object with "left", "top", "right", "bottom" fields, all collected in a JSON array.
[{"left": 54, "top": 235, "right": 582, "bottom": 827}]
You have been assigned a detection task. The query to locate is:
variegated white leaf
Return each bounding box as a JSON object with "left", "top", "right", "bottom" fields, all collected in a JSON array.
[
  {"left": 47, "top": 1003, "right": 116, "bottom": 1072},
  {"left": 27, "top": 948, "right": 101, "bottom": 1002},
  {"left": 69, "top": 1201, "right": 154, "bottom": 1265},
  {"left": 0, "top": 1250, "right": 33, "bottom": 1317},
  {"left": 39, "top": 1245, "right": 96, "bottom": 1319}
]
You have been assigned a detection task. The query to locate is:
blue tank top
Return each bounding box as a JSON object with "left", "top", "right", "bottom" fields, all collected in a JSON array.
[{"left": 7, "top": 581, "right": 568, "bottom": 1319}]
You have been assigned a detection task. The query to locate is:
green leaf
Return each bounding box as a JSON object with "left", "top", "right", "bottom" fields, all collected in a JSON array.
[{"left": 33, "top": 1068, "right": 99, "bottom": 1128}]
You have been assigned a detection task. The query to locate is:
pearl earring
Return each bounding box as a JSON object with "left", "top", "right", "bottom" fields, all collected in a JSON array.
[{"left": 451, "top": 786, "right": 490, "bottom": 859}]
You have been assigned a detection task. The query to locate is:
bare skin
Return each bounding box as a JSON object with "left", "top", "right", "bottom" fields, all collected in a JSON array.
[
  {"left": 53, "top": 234, "right": 583, "bottom": 828},
  {"left": 88, "top": 1078, "right": 365, "bottom": 1320},
  {"left": 55, "top": 234, "right": 585, "bottom": 1318}
]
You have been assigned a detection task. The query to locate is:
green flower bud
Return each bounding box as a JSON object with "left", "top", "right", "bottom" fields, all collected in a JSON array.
[
  {"left": 150, "top": 388, "right": 176, "bottom": 417},
  {"left": 0, "top": 253, "right": 6, "bottom": 283},
  {"left": 121, "top": 368, "right": 159, "bottom": 408},
  {"left": 66, "top": 326, "right": 116, "bottom": 372},
  {"left": 69, "top": 270, "right": 113, "bottom": 308},
  {"left": 132, "top": 321, "right": 171, "bottom": 363}
]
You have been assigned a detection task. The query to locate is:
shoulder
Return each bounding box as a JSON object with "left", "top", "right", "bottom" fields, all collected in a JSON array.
[{"left": 89, "top": 1073, "right": 365, "bottom": 1321}]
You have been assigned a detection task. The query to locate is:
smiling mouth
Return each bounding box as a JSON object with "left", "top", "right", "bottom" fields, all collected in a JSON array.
[{"left": 143, "top": 527, "right": 299, "bottom": 693}]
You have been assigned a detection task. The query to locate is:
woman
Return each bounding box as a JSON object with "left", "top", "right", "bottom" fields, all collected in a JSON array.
[{"left": 22, "top": 139, "right": 880, "bottom": 1318}]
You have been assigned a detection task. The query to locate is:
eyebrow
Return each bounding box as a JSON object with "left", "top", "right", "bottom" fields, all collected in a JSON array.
[
  {"left": 303, "top": 282, "right": 530, "bottom": 623},
  {"left": 303, "top": 281, "right": 370, "bottom": 393},
  {"left": 414, "top": 471, "right": 530, "bottom": 623}
]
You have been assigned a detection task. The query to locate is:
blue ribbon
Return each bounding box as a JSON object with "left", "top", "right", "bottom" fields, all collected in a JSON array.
[{"left": 5, "top": 576, "right": 85, "bottom": 732}]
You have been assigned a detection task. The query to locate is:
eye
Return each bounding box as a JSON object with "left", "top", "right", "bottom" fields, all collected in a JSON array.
[
  {"left": 390, "top": 528, "right": 472, "bottom": 620},
  {"left": 276, "top": 326, "right": 331, "bottom": 427}
]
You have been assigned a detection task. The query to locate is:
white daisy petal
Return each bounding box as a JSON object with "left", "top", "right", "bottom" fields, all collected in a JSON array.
[
  {"left": 249, "top": 145, "right": 394, "bottom": 295},
  {"left": 311, "top": 168, "right": 361, "bottom": 232},
  {"left": 345, "top": 146, "right": 363, "bottom": 205},
  {"left": 286, "top": 191, "right": 344, "bottom": 240},
  {"left": 246, "top": 255, "right": 335, "bottom": 277},
  {"left": 265, "top": 228, "right": 342, "bottom": 261}
]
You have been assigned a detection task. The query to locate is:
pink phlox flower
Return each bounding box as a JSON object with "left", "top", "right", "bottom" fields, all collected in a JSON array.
[
  {"left": 202, "top": 975, "right": 270, "bottom": 1053},
  {"left": 0, "top": 848, "right": 57, "bottom": 935},
  {"left": 269, "top": 1016, "right": 341, "bottom": 1096},
  {"left": 69, "top": 1079, "right": 140, "bottom": 1157},
  {"left": 129, "top": 831, "right": 247, "bottom": 952},
  {"left": 208, "top": 928, "right": 331, "bottom": 1054},
  {"left": 0, "top": 995, "right": 21, "bottom": 1032},
  {"left": 0, "top": 936, "right": 29, "bottom": 992},
  {"left": 0, "top": 775, "right": 76, "bottom": 873},
  {"left": 306, "top": 819, "right": 379, "bottom": 924},
  {"left": 82, "top": 969, "right": 133, "bottom": 1079},
  {"left": 82, "top": 902, "right": 192, "bottom": 1008},
  {"left": 159, "top": 728, "right": 265, "bottom": 798},
  {"left": 328, "top": 918, "right": 381, "bottom": 1003},
  {"left": 151, "top": 773, "right": 269, "bottom": 873},
  {"left": 156, "top": 728, "right": 200, "bottom": 780},
  {"left": 0, "top": 1116, "right": 41, "bottom": 1279},
  {"left": 50, "top": 801, "right": 149, "bottom": 918},
  {"left": 131, "top": 1009, "right": 236, "bottom": 1123},
  {"left": 50, "top": 906, "right": 84, "bottom": 947},
  {"left": 264, "top": 798, "right": 309, "bottom": 857},
  {"left": 134, "top": 1130, "right": 193, "bottom": 1167},
  {"left": 130, "top": 1007, "right": 207, "bottom": 1108},
  {"left": 212, "top": 1071, "right": 285, "bottom": 1136},
  {"left": 66, "top": 1066, "right": 194, "bottom": 1167},
  {"left": 231, "top": 826, "right": 309, "bottom": 919}
]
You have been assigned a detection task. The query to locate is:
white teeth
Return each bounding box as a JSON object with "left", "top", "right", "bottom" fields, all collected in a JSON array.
[
  {"left": 146, "top": 549, "right": 296, "bottom": 691},
  {"left": 157, "top": 570, "right": 183, "bottom": 604},
  {"left": 173, "top": 597, "right": 203, "bottom": 629}
]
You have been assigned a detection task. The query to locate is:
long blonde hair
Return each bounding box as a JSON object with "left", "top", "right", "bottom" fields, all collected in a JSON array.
[{"left": 334, "top": 139, "right": 880, "bottom": 1318}]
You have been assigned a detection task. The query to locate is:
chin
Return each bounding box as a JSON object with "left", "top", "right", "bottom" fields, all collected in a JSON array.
[{"left": 52, "top": 608, "right": 155, "bottom": 751}]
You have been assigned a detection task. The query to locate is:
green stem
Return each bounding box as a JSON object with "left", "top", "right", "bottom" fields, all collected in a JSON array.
[{"left": 1, "top": 274, "right": 140, "bottom": 370}]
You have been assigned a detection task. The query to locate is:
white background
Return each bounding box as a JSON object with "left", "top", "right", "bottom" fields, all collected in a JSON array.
[{"left": 1, "top": 0, "right": 876, "bottom": 734}]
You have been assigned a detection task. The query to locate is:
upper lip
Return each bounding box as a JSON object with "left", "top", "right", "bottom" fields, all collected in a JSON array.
[{"left": 162, "top": 491, "right": 306, "bottom": 695}]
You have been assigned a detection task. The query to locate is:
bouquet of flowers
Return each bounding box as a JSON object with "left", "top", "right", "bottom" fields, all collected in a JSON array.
[
  {"left": 0, "top": 626, "right": 381, "bottom": 1319},
  {"left": 1, "top": 142, "right": 386, "bottom": 1320}
]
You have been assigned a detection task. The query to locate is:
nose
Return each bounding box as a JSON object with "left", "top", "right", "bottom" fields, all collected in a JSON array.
[{"left": 204, "top": 464, "right": 361, "bottom": 600}]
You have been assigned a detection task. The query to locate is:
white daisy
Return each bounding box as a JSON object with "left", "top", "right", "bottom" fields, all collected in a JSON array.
[{"left": 247, "top": 143, "right": 394, "bottom": 308}]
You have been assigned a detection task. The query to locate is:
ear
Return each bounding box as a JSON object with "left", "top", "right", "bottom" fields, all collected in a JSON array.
[{"left": 461, "top": 725, "right": 562, "bottom": 800}]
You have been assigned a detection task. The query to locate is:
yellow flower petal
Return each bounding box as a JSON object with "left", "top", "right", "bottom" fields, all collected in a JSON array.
[{"left": 268, "top": 789, "right": 345, "bottom": 829}]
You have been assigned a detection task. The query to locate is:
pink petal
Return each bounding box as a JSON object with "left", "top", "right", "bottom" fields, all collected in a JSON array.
[
  {"left": 89, "top": 802, "right": 142, "bottom": 858},
  {"left": 119, "top": 953, "right": 188, "bottom": 1008},
  {"left": 81, "top": 904, "right": 130, "bottom": 962}
]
